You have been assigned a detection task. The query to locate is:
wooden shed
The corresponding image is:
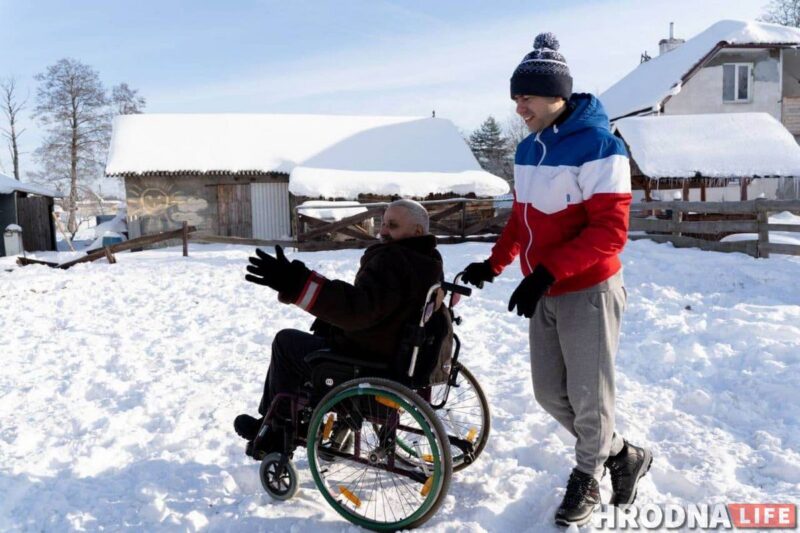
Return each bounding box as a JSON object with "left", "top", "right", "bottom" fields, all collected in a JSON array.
[
  {"left": 0, "top": 173, "right": 60, "bottom": 256},
  {"left": 105, "top": 113, "right": 509, "bottom": 241},
  {"left": 614, "top": 113, "right": 800, "bottom": 203}
]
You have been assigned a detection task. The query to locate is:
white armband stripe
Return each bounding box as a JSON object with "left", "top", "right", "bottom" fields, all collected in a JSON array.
[{"left": 296, "top": 273, "right": 326, "bottom": 311}]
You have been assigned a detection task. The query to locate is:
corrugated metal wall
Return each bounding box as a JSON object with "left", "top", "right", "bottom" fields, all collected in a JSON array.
[{"left": 251, "top": 182, "right": 291, "bottom": 239}]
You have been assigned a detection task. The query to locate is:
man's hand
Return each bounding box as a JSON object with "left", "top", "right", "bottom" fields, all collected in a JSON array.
[
  {"left": 508, "top": 265, "right": 555, "bottom": 318},
  {"left": 245, "top": 246, "right": 310, "bottom": 300},
  {"left": 461, "top": 260, "right": 496, "bottom": 289}
]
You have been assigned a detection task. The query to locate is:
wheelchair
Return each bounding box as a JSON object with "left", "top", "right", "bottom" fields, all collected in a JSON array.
[{"left": 249, "top": 274, "right": 491, "bottom": 531}]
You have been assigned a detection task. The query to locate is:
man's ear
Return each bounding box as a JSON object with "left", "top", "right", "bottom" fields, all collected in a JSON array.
[{"left": 414, "top": 224, "right": 424, "bottom": 236}]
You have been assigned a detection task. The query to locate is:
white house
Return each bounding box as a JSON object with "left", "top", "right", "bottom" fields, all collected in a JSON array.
[
  {"left": 601, "top": 20, "right": 800, "bottom": 201},
  {"left": 601, "top": 20, "right": 800, "bottom": 137}
]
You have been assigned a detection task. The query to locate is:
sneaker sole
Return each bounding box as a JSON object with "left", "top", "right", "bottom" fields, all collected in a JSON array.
[
  {"left": 554, "top": 503, "right": 600, "bottom": 527},
  {"left": 617, "top": 449, "right": 653, "bottom": 506}
]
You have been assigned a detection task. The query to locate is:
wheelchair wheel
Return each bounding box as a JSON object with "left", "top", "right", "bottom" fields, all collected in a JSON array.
[
  {"left": 429, "top": 364, "right": 491, "bottom": 471},
  {"left": 260, "top": 452, "right": 299, "bottom": 501},
  {"left": 307, "top": 377, "right": 452, "bottom": 531}
]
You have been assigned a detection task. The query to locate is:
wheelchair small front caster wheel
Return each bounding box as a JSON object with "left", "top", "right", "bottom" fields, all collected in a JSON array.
[{"left": 260, "top": 452, "right": 299, "bottom": 500}]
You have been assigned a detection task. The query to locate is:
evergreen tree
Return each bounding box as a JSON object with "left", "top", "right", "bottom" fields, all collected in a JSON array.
[{"left": 469, "top": 116, "right": 513, "bottom": 182}]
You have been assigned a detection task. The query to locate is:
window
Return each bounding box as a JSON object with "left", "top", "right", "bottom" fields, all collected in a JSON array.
[{"left": 723, "top": 63, "right": 752, "bottom": 102}]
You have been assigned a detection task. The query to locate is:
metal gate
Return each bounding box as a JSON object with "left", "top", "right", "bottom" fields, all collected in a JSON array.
[
  {"left": 216, "top": 184, "right": 252, "bottom": 237},
  {"left": 17, "top": 195, "right": 54, "bottom": 251},
  {"left": 251, "top": 182, "right": 290, "bottom": 240}
]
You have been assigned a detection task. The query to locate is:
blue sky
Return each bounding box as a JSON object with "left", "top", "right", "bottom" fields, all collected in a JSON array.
[{"left": 0, "top": 0, "right": 768, "bottom": 179}]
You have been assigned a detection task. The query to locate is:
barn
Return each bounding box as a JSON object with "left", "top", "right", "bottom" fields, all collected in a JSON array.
[
  {"left": 0, "top": 173, "right": 60, "bottom": 256},
  {"left": 105, "top": 114, "right": 509, "bottom": 241}
]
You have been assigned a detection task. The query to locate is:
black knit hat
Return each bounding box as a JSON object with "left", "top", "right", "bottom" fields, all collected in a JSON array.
[{"left": 510, "top": 32, "right": 572, "bottom": 99}]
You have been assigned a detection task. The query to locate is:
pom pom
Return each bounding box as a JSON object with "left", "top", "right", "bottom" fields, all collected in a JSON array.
[{"left": 534, "top": 32, "right": 559, "bottom": 51}]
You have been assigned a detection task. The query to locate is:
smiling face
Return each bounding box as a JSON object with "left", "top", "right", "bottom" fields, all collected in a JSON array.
[
  {"left": 379, "top": 206, "right": 424, "bottom": 242},
  {"left": 513, "top": 94, "right": 567, "bottom": 133}
]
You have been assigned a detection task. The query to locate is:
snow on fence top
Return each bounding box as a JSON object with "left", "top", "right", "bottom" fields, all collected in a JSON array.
[
  {"left": 615, "top": 113, "right": 800, "bottom": 178},
  {"left": 105, "top": 113, "right": 509, "bottom": 199},
  {"left": 0, "top": 172, "right": 60, "bottom": 197},
  {"left": 297, "top": 200, "right": 367, "bottom": 221},
  {"left": 600, "top": 20, "right": 800, "bottom": 121}
]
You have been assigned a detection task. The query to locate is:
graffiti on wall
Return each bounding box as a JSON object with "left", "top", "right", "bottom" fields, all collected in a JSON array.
[{"left": 128, "top": 183, "right": 209, "bottom": 227}]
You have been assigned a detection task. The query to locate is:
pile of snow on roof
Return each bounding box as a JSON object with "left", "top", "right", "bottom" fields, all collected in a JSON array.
[
  {"left": 615, "top": 113, "right": 800, "bottom": 178},
  {"left": 0, "top": 173, "right": 60, "bottom": 197},
  {"left": 600, "top": 20, "right": 800, "bottom": 121},
  {"left": 106, "top": 114, "right": 509, "bottom": 199}
]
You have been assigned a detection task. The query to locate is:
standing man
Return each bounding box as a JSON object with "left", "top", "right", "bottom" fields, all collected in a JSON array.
[{"left": 461, "top": 33, "right": 652, "bottom": 527}]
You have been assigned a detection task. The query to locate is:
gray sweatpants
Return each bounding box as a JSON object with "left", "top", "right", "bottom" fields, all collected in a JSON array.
[{"left": 529, "top": 270, "right": 626, "bottom": 479}]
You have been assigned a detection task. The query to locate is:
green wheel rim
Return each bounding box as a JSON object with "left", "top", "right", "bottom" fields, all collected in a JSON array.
[{"left": 307, "top": 385, "right": 445, "bottom": 530}]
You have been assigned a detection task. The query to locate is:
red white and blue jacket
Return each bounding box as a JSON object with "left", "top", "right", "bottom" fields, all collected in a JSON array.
[{"left": 489, "top": 93, "right": 631, "bottom": 296}]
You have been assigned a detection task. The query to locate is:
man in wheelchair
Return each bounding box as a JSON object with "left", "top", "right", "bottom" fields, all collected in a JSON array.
[{"left": 236, "top": 199, "right": 450, "bottom": 458}]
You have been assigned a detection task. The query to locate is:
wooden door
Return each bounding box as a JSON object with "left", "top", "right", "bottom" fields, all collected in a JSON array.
[
  {"left": 17, "top": 195, "right": 55, "bottom": 251},
  {"left": 216, "top": 184, "right": 252, "bottom": 237}
]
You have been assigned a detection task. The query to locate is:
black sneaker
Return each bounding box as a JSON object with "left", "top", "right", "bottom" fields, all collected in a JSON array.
[
  {"left": 604, "top": 440, "right": 653, "bottom": 506},
  {"left": 245, "top": 423, "right": 285, "bottom": 460},
  {"left": 234, "top": 414, "right": 264, "bottom": 441},
  {"left": 554, "top": 469, "right": 601, "bottom": 527}
]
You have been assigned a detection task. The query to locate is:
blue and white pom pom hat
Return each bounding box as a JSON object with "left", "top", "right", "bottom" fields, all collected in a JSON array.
[{"left": 510, "top": 32, "right": 573, "bottom": 99}]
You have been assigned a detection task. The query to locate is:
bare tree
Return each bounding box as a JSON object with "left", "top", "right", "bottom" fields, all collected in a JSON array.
[
  {"left": 33, "top": 59, "right": 112, "bottom": 233},
  {"left": 111, "top": 82, "right": 146, "bottom": 115},
  {"left": 759, "top": 0, "right": 800, "bottom": 26},
  {"left": 1, "top": 77, "right": 27, "bottom": 180},
  {"left": 504, "top": 112, "right": 530, "bottom": 149}
]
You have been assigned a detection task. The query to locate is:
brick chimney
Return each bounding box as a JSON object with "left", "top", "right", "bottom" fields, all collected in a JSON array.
[{"left": 658, "top": 22, "right": 685, "bottom": 55}]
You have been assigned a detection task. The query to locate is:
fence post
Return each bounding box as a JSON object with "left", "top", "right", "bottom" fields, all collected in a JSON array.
[
  {"left": 671, "top": 204, "right": 682, "bottom": 237},
  {"left": 756, "top": 199, "right": 769, "bottom": 259},
  {"left": 460, "top": 200, "right": 466, "bottom": 239},
  {"left": 182, "top": 221, "right": 189, "bottom": 257}
]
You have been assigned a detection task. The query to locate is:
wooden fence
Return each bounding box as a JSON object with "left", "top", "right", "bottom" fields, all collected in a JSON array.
[
  {"left": 629, "top": 199, "right": 800, "bottom": 258},
  {"left": 293, "top": 198, "right": 508, "bottom": 249},
  {"left": 193, "top": 198, "right": 800, "bottom": 258},
  {"left": 17, "top": 223, "right": 195, "bottom": 269}
]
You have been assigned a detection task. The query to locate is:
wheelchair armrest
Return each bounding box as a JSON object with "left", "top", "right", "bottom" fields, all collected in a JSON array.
[{"left": 304, "top": 349, "right": 390, "bottom": 371}]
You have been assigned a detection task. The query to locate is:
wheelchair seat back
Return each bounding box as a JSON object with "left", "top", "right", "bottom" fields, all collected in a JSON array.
[{"left": 306, "top": 282, "right": 454, "bottom": 396}]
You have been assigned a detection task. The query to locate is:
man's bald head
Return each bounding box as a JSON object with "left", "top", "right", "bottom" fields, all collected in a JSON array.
[{"left": 379, "top": 199, "right": 429, "bottom": 242}]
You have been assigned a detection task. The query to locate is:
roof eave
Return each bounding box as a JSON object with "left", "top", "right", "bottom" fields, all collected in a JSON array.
[{"left": 107, "top": 169, "right": 291, "bottom": 178}]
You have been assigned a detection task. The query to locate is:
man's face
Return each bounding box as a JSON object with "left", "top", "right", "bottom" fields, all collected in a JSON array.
[
  {"left": 379, "top": 206, "right": 423, "bottom": 242},
  {"left": 513, "top": 94, "right": 566, "bottom": 133}
]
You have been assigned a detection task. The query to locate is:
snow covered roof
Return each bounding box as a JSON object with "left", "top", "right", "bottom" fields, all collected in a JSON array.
[
  {"left": 600, "top": 20, "right": 800, "bottom": 121},
  {"left": 615, "top": 113, "right": 800, "bottom": 178},
  {"left": 0, "top": 172, "right": 61, "bottom": 197},
  {"left": 105, "top": 113, "right": 509, "bottom": 199}
]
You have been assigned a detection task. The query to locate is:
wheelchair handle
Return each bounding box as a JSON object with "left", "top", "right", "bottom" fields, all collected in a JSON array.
[{"left": 441, "top": 281, "right": 471, "bottom": 297}]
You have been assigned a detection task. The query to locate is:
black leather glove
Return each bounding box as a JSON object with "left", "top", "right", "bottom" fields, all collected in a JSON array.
[
  {"left": 461, "top": 260, "right": 496, "bottom": 289},
  {"left": 245, "top": 246, "right": 310, "bottom": 301},
  {"left": 508, "top": 265, "right": 555, "bottom": 318}
]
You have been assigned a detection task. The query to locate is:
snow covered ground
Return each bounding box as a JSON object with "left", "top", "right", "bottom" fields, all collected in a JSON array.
[{"left": 1, "top": 240, "right": 798, "bottom": 531}]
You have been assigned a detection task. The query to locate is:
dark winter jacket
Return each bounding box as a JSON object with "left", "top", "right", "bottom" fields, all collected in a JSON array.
[{"left": 280, "top": 235, "right": 444, "bottom": 364}]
